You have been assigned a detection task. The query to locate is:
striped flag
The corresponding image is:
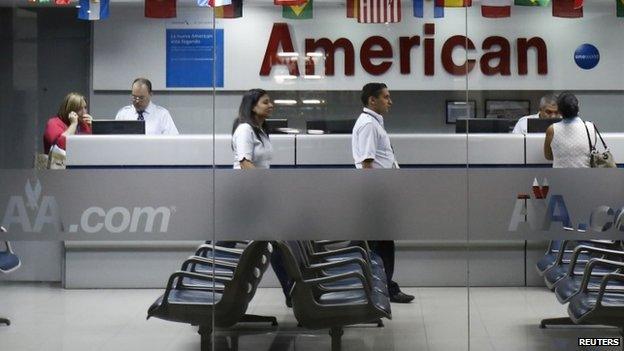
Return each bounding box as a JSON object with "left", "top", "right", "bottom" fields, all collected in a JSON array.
[
  {"left": 618, "top": 0, "right": 624, "bottom": 17},
  {"left": 435, "top": 0, "right": 471, "bottom": 7},
  {"left": 275, "top": 0, "right": 307, "bottom": 5},
  {"left": 283, "top": 0, "right": 313, "bottom": 19},
  {"left": 481, "top": 0, "right": 511, "bottom": 17},
  {"left": 145, "top": 0, "right": 176, "bottom": 18},
  {"left": 358, "top": 0, "right": 401, "bottom": 23},
  {"left": 215, "top": 0, "right": 242, "bottom": 18},
  {"left": 515, "top": 0, "right": 550, "bottom": 5},
  {"left": 347, "top": 0, "right": 359, "bottom": 18},
  {"left": 55, "top": 0, "right": 71, "bottom": 5},
  {"left": 78, "top": 0, "right": 109, "bottom": 20},
  {"left": 552, "top": 0, "right": 582, "bottom": 17},
  {"left": 413, "top": 0, "right": 444, "bottom": 18}
]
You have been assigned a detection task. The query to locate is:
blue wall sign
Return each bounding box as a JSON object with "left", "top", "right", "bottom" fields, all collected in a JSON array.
[
  {"left": 166, "top": 29, "right": 224, "bottom": 88},
  {"left": 574, "top": 44, "right": 600, "bottom": 70}
]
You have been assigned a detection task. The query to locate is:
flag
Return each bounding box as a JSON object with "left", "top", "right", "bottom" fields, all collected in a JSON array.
[
  {"left": 481, "top": 0, "right": 511, "bottom": 17},
  {"left": 78, "top": 0, "right": 110, "bottom": 20},
  {"left": 552, "top": 0, "right": 582, "bottom": 17},
  {"left": 145, "top": 0, "right": 176, "bottom": 18},
  {"left": 358, "top": 0, "right": 401, "bottom": 23},
  {"left": 283, "top": 0, "right": 313, "bottom": 19},
  {"left": 209, "top": 0, "right": 232, "bottom": 5},
  {"left": 514, "top": 0, "right": 550, "bottom": 5},
  {"left": 198, "top": 0, "right": 209, "bottom": 6},
  {"left": 413, "top": 0, "right": 444, "bottom": 18},
  {"left": 435, "top": 0, "right": 471, "bottom": 7},
  {"left": 347, "top": 0, "right": 359, "bottom": 18},
  {"left": 275, "top": 0, "right": 307, "bottom": 5},
  {"left": 618, "top": 0, "right": 624, "bottom": 17},
  {"left": 215, "top": 0, "right": 242, "bottom": 18},
  {"left": 55, "top": 0, "right": 71, "bottom": 5}
]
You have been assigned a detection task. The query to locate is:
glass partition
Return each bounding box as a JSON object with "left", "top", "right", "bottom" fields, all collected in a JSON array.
[
  {"left": 213, "top": 1, "right": 470, "bottom": 350},
  {"left": 466, "top": 1, "right": 624, "bottom": 350}
]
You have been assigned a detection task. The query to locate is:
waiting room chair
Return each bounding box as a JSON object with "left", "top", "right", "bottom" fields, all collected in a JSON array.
[
  {"left": 1, "top": 227, "right": 20, "bottom": 326},
  {"left": 567, "top": 259, "right": 624, "bottom": 337},
  {"left": 276, "top": 241, "right": 391, "bottom": 351},
  {"left": 147, "top": 241, "right": 276, "bottom": 351}
]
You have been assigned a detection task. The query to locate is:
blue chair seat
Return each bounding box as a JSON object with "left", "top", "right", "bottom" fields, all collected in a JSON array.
[{"left": 0, "top": 250, "right": 20, "bottom": 274}]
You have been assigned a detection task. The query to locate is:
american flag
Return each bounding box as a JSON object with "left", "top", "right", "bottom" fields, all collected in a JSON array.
[{"left": 358, "top": 0, "right": 401, "bottom": 23}]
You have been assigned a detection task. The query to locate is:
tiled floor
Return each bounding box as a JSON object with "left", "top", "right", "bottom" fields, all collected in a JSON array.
[{"left": 0, "top": 283, "right": 621, "bottom": 351}]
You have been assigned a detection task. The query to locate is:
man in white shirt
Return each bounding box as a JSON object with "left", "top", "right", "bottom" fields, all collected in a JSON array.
[
  {"left": 115, "top": 78, "right": 179, "bottom": 135},
  {"left": 351, "top": 82, "right": 414, "bottom": 304},
  {"left": 512, "top": 94, "right": 559, "bottom": 134}
]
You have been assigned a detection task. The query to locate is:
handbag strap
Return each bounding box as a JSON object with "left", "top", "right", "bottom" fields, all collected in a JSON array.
[
  {"left": 583, "top": 121, "right": 595, "bottom": 152},
  {"left": 591, "top": 122, "right": 609, "bottom": 150}
]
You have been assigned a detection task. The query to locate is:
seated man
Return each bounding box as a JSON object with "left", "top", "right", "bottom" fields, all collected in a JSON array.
[
  {"left": 512, "top": 94, "right": 559, "bottom": 134},
  {"left": 115, "top": 77, "right": 179, "bottom": 135}
]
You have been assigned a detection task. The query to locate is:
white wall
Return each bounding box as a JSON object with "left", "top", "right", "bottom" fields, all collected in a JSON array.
[{"left": 92, "top": 1, "right": 624, "bottom": 90}]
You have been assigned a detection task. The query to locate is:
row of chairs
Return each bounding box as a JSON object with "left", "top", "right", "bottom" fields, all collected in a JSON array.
[
  {"left": 148, "top": 240, "right": 392, "bottom": 351},
  {"left": 0, "top": 226, "right": 21, "bottom": 326},
  {"left": 536, "top": 240, "right": 624, "bottom": 336}
]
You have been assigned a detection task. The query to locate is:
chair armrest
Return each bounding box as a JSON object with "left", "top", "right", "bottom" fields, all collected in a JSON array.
[
  {"left": 195, "top": 244, "right": 244, "bottom": 258},
  {"left": 163, "top": 271, "right": 232, "bottom": 304},
  {"left": 309, "top": 246, "right": 373, "bottom": 267},
  {"left": 579, "top": 259, "right": 624, "bottom": 293},
  {"left": 313, "top": 240, "right": 351, "bottom": 251},
  {"left": 596, "top": 273, "right": 624, "bottom": 306},
  {"left": 306, "top": 258, "right": 375, "bottom": 291},
  {"left": 180, "top": 256, "right": 238, "bottom": 273},
  {"left": 566, "top": 245, "right": 624, "bottom": 276},
  {"left": 303, "top": 271, "right": 374, "bottom": 305}
]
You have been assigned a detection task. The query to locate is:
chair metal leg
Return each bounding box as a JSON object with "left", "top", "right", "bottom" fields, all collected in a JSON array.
[
  {"left": 240, "top": 314, "right": 278, "bottom": 326},
  {"left": 229, "top": 335, "right": 239, "bottom": 351},
  {"left": 198, "top": 325, "right": 213, "bottom": 351},
  {"left": 539, "top": 317, "right": 576, "bottom": 329},
  {"left": 329, "top": 327, "right": 343, "bottom": 351},
  {"left": 0, "top": 317, "right": 10, "bottom": 326}
]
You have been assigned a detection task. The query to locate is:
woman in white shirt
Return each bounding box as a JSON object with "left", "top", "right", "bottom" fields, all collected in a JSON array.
[
  {"left": 228, "top": 89, "right": 292, "bottom": 305},
  {"left": 232, "top": 89, "right": 274, "bottom": 169},
  {"left": 544, "top": 92, "right": 596, "bottom": 168}
]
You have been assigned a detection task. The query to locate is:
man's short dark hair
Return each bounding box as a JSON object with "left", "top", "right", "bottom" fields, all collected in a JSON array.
[
  {"left": 557, "top": 92, "right": 579, "bottom": 119},
  {"left": 133, "top": 77, "right": 153, "bottom": 93},
  {"left": 361, "top": 83, "right": 387, "bottom": 106}
]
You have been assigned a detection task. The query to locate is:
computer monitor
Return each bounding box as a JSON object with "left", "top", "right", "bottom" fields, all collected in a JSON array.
[
  {"left": 527, "top": 118, "right": 562, "bottom": 133},
  {"left": 306, "top": 119, "right": 356, "bottom": 134},
  {"left": 455, "top": 118, "right": 511, "bottom": 133},
  {"left": 265, "top": 119, "right": 288, "bottom": 134},
  {"left": 92, "top": 120, "right": 145, "bottom": 135}
]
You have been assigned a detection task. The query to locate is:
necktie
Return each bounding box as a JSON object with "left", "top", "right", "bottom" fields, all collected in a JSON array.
[{"left": 137, "top": 110, "right": 145, "bottom": 121}]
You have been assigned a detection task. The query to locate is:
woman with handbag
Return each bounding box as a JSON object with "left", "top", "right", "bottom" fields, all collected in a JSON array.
[
  {"left": 543, "top": 92, "right": 598, "bottom": 168},
  {"left": 43, "top": 92, "right": 93, "bottom": 155}
]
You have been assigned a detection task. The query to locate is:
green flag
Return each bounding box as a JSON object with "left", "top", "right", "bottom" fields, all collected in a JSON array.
[
  {"left": 283, "top": 0, "right": 313, "bottom": 19},
  {"left": 618, "top": 0, "right": 624, "bottom": 17},
  {"left": 515, "top": 0, "right": 549, "bottom": 5}
]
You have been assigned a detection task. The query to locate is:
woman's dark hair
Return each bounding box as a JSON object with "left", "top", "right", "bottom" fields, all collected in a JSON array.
[
  {"left": 557, "top": 92, "right": 579, "bottom": 119},
  {"left": 360, "top": 82, "right": 387, "bottom": 106},
  {"left": 232, "top": 89, "right": 269, "bottom": 143}
]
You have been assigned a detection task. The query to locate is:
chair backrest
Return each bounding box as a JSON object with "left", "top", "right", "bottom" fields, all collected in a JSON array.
[
  {"left": 275, "top": 241, "right": 304, "bottom": 281},
  {"left": 217, "top": 241, "right": 273, "bottom": 312}
]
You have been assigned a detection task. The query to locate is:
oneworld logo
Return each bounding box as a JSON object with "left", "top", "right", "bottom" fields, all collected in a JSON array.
[
  {"left": 574, "top": 43, "right": 600, "bottom": 70},
  {"left": 509, "top": 178, "right": 624, "bottom": 233},
  {"left": 1, "top": 179, "right": 173, "bottom": 234}
]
